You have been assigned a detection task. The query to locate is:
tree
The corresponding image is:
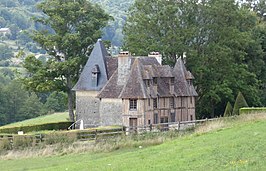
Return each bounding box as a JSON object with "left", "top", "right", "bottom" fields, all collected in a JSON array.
[
  {"left": 44, "top": 91, "right": 68, "bottom": 113},
  {"left": 18, "top": 92, "right": 47, "bottom": 120},
  {"left": 223, "top": 102, "right": 233, "bottom": 117},
  {"left": 124, "top": 0, "right": 262, "bottom": 118},
  {"left": 23, "top": 0, "right": 111, "bottom": 121},
  {"left": 123, "top": 0, "right": 196, "bottom": 64},
  {"left": 232, "top": 92, "right": 248, "bottom": 115}
]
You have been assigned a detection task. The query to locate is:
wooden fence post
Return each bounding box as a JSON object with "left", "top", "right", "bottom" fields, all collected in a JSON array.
[{"left": 95, "top": 129, "right": 98, "bottom": 141}]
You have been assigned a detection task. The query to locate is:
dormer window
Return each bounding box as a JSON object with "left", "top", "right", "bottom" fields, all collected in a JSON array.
[
  {"left": 170, "top": 77, "right": 174, "bottom": 85},
  {"left": 145, "top": 79, "right": 150, "bottom": 87},
  {"left": 91, "top": 65, "right": 100, "bottom": 87},
  {"left": 153, "top": 77, "right": 157, "bottom": 85}
]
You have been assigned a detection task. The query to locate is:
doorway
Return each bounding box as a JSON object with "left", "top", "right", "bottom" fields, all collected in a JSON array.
[{"left": 129, "top": 118, "right": 138, "bottom": 132}]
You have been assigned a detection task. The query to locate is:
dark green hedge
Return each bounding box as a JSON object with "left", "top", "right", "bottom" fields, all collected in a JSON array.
[
  {"left": 0, "top": 121, "right": 73, "bottom": 134},
  {"left": 239, "top": 107, "right": 266, "bottom": 115}
]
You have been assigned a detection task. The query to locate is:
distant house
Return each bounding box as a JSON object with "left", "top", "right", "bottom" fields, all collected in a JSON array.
[
  {"left": 0, "top": 28, "right": 11, "bottom": 36},
  {"left": 73, "top": 39, "right": 197, "bottom": 129}
]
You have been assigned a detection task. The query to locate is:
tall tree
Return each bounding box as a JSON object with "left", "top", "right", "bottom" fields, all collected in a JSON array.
[
  {"left": 124, "top": 0, "right": 262, "bottom": 118},
  {"left": 22, "top": 0, "right": 111, "bottom": 121}
]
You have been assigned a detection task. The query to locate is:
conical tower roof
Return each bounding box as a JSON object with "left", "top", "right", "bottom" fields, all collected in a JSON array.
[{"left": 73, "top": 39, "right": 108, "bottom": 91}]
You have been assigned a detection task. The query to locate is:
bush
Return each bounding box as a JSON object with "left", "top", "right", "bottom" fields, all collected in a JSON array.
[
  {"left": 0, "top": 137, "right": 12, "bottom": 151},
  {"left": 239, "top": 107, "right": 266, "bottom": 115},
  {"left": 0, "top": 121, "right": 73, "bottom": 134},
  {"left": 232, "top": 92, "right": 248, "bottom": 115},
  {"left": 44, "top": 132, "right": 77, "bottom": 145},
  {"left": 13, "top": 135, "right": 35, "bottom": 149},
  {"left": 224, "top": 102, "right": 233, "bottom": 117}
]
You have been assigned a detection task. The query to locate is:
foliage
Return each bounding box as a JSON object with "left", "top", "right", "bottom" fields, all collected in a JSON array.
[
  {"left": 0, "top": 121, "right": 73, "bottom": 134},
  {"left": 0, "top": 44, "right": 13, "bottom": 61},
  {"left": 23, "top": 0, "right": 111, "bottom": 121},
  {"left": 91, "top": 0, "right": 133, "bottom": 47},
  {"left": 0, "top": 71, "right": 52, "bottom": 126},
  {"left": 223, "top": 102, "right": 233, "bottom": 117},
  {"left": 232, "top": 92, "right": 249, "bottom": 115},
  {"left": 239, "top": 107, "right": 266, "bottom": 115},
  {"left": 44, "top": 91, "right": 68, "bottom": 113},
  {"left": 124, "top": 0, "right": 264, "bottom": 118}
]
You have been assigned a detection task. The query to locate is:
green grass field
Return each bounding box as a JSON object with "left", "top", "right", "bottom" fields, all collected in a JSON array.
[
  {"left": 0, "top": 116, "right": 265, "bottom": 171},
  {"left": 0, "top": 112, "right": 69, "bottom": 129}
]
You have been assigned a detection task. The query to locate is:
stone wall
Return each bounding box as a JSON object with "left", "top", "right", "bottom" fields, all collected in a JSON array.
[
  {"left": 99, "top": 98, "right": 123, "bottom": 126},
  {"left": 76, "top": 91, "right": 100, "bottom": 128}
]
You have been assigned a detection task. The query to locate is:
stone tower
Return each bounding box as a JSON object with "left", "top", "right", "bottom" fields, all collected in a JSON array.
[{"left": 73, "top": 39, "right": 108, "bottom": 127}]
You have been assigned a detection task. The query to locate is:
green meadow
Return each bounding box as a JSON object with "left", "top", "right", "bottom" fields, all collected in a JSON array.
[
  {"left": 0, "top": 112, "right": 69, "bottom": 129},
  {"left": 0, "top": 114, "right": 265, "bottom": 171}
]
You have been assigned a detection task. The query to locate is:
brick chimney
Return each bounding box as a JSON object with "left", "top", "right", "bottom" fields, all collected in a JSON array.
[
  {"left": 117, "top": 51, "right": 131, "bottom": 85},
  {"left": 148, "top": 52, "right": 162, "bottom": 65}
]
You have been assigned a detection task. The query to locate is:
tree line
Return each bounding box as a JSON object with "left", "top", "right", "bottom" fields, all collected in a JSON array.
[
  {"left": 0, "top": 69, "right": 67, "bottom": 126},
  {"left": 123, "top": 0, "right": 266, "bottom": 118}
]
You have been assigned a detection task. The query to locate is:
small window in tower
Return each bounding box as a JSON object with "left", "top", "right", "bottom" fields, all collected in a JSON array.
[
  {"left": 148, "top": 98, "right": 150, "bottom": 106},
  {"left": 170, "top": 77, "right": 175, "bottom": 84},
  {"left": 153, "top": 77, "right": 157, "bottom": 85},
  {"left": 147, "top": 80, "right": 150, "bottom": 87},
  {"left": 129, "top": 99, "right": 137, "bottom": 110},
  {"left": 170, "top": 97, "right": 174, "bottom": 108},
  {"left": 153, "top": 98, "right": 157, "bottom": 108}
]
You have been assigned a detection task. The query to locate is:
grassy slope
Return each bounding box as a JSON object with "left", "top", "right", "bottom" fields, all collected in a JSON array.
[
  {"left": 0, "top": 112, "right": 69, "bottom": 129},
  {"left": 1, "top": 118, "right": 265, "bottom": 171}
]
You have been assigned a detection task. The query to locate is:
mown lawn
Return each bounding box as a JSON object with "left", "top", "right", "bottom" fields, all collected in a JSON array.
[
  {"left": 0, "top": 119, "right": 265, "bottom": 171},
  {"left": 0, "top": 112, "right": 69, "bottom": 129}
]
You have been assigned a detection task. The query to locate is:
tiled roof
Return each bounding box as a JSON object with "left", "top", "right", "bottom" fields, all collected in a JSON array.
[
  {"left": 97, "top": 70, "right": 123, "bottom": 98},
  {"left": 173, "top": 58, "right": 198, "bottom": 96},
  {"left": 119, "top": 59, "right": 148, "bottom": 99},
  {"left": 73, "top": 39, "right": 108, "bottom": 91},
  {"left": 74, "top": 42, "right": 197, "bottom": 98},
  {"left": 106, "top": 57, "right": 118, "bottom": 79}
]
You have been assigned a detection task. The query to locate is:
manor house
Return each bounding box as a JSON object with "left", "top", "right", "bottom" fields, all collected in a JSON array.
[{"left": 73, "top": 39, "right": 197, "bottom": 129}]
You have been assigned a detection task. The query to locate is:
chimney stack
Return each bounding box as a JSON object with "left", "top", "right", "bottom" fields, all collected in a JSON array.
[
  {"left": 148, "top": 52, "right": 162, "bottom": 65},
  {"left": 117, "top": 51, "right": 131, "bottom": 85}
]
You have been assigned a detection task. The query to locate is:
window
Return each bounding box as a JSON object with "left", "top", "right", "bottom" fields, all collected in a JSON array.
[
  {"left": 148, "top": 98, "right": 150, "bottom": 106},
  {"left": 145, "top": 80, "right": 150, "bottom": 87},
  {"left": 170, "top": 97, "right": 174, "bottom": 108},
  {"left": 129, "top": 99, "right": 137, "bottom": 110},
  {"left": 153, "top": 77, "right": 157, "bottom": 85},
  {"left": 170, "top": 77, "right": 175, "bottom": 84},
  {"left": 154, "top": 113, "right": 158, "bottom": 124},
  {"left": 170, "top": 113, "right": 176, "bottom": 122},
  {"left": 190, "top": 97, "right": 193, "bottom": 104},
  {"left": 190, "top": 115, "right": 193, "bottom": 121},
  {"left": 163, "top": 98, "right": 166, "bottom": 107},
  {"left": 153, "top": 98, "right": 157, "bottom": 108}
]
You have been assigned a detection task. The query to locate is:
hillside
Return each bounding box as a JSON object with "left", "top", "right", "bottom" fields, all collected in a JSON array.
[
  {"left": 0, "top": 112, "right": 69, "bottom": 129},
  {"left": 0, "top": 0, "right": 133, "bottom": 66},
  {"left": 0, "top": 114, "right": 265, "bottom": 170}
]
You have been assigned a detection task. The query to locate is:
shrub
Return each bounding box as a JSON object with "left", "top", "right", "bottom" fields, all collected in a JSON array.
[
  {"left": 224, "top": 102, "right": 233, "bottom": 117},
  {"left": 232, "top": 92, "right": 248, "bottom": 115},
  {"left": 44, "top": 132, "right": 77, "bottom": 145},
  {"left": 13, "top": 135, "right": 35, "bottom": 149},
  {"left": 0, "top": 137, "right": 12, "bottom": 151},
  {"left": 239, "top": 107, "right": 266, "bottom": 115},
  {"left": 0, "top": 121, "right": 73, "bottom": 134}
]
